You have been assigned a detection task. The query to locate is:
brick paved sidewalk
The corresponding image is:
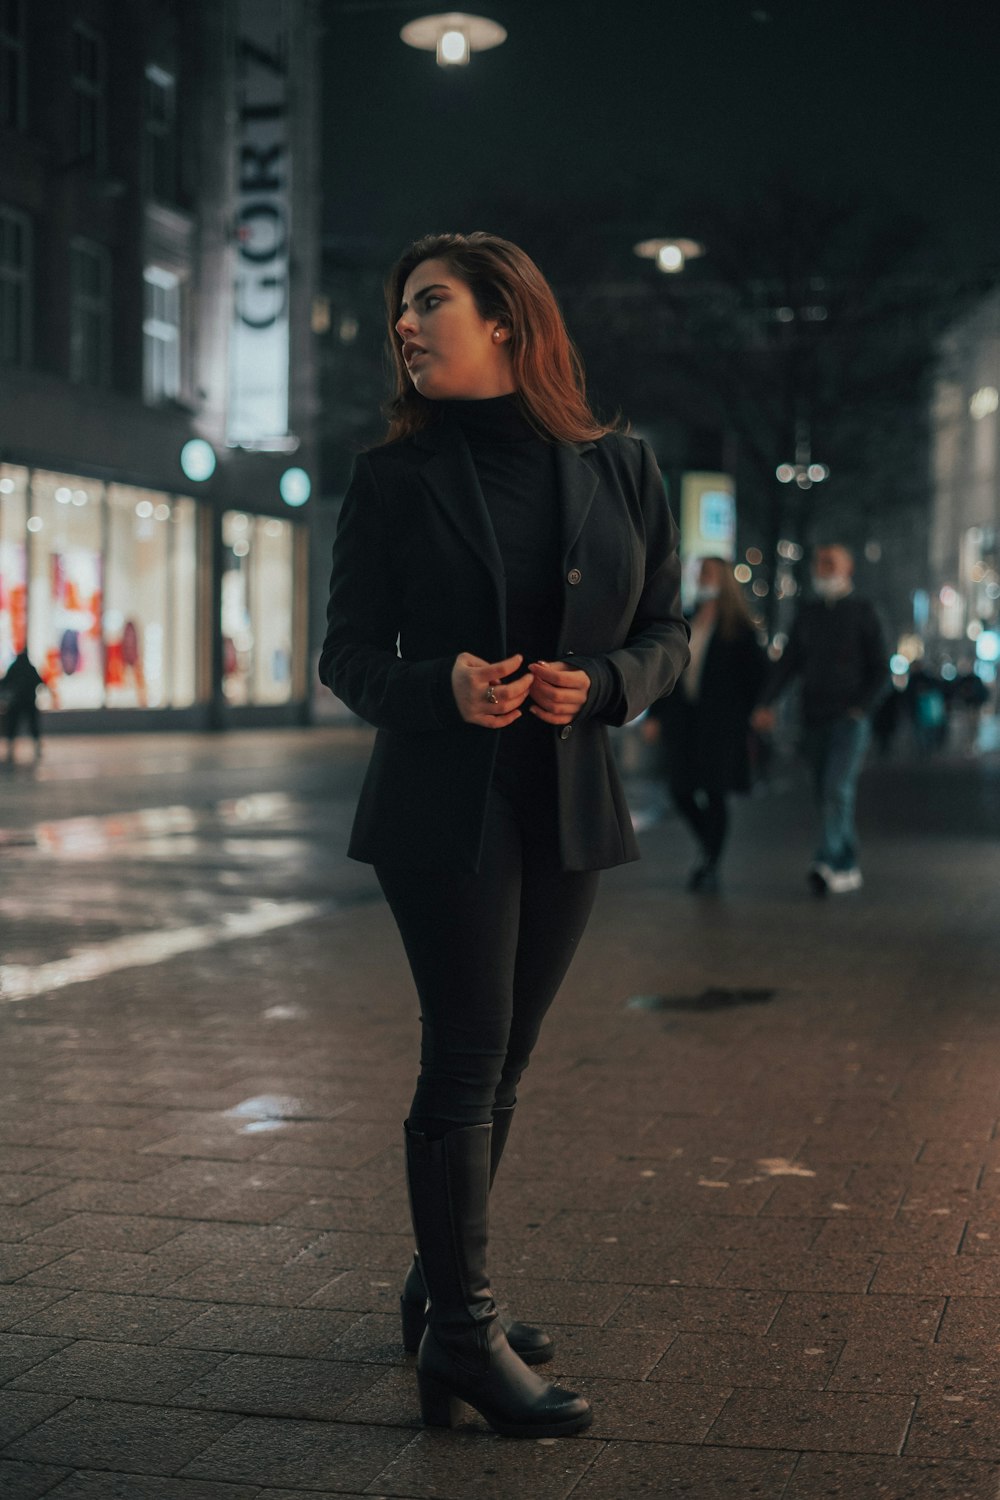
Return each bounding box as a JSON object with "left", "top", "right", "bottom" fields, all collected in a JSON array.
[{"left": 2, "top": 740, "right": 1000, "bottom": 1498}]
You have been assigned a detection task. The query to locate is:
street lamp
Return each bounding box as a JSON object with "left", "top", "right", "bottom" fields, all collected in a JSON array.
[
  {"left": 633, "top": 238, "right": 705, "bottom": 274},
  {"left": 400, "top": 12, "right": 507, "bottom": 67}
]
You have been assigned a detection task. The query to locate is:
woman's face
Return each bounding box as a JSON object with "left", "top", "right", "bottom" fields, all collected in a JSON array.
[
  {"left": 395, "top": 258, "right": 515, "bottom": 401},
  {"left": 699, "top": 558, "right": 725, "bottom": 592}
]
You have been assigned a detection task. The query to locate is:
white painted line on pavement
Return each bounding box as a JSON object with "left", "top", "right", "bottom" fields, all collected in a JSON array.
[{"left": 0, "top": 899, "right": 328, "bottom": 1005}]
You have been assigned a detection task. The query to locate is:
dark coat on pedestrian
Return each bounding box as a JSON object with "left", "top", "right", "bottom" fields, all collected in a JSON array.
[
  {"left": 1, "top": 652, "right": 43, "bottom": 707},
  {"left": 758, "top": 593, "right": 887, "bottom": 727},
  {"left": 319, "top": 421, "right": 690, "bottom": 872},
  {"left": 647, "top": 621, "right": 767, "bottom": 795}
]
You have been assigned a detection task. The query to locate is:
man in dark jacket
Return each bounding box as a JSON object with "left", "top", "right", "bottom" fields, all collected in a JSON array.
[
  {"left": 752, "top": 544, "right": 886, "bottom": 894},
  {"left": 1, "top": 651, "right": 45, "bottom": 763}
]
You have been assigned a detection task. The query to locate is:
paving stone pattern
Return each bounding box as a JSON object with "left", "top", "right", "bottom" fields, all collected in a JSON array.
[{"left": 1, "top": 730, "right": 1000, "bottom": 1497}]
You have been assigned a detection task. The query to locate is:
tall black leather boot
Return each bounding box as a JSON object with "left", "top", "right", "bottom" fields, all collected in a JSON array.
[
  {"left": 399, "top": 1104, "right": 553, "bottom": 1364},
  {"left": 404, "top": 1121, "right": 591, "bottom": 1437}
]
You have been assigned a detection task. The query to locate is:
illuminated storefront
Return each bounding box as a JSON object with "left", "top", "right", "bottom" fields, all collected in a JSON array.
[{"left": 0, "top": 460, "right": 306, "bottom": 723}]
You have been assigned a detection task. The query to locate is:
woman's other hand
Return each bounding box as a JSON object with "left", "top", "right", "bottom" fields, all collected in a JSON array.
[
  {"left": 451, "top": 652, "right": 533, "bottom": 727},
  {"left": 528, "top": 661, "right": 591, "bottom": 726}
]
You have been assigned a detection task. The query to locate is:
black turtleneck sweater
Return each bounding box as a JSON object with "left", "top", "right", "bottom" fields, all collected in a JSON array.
[{"left": 441, "top": 394, "right": 618, "bottom": 793}]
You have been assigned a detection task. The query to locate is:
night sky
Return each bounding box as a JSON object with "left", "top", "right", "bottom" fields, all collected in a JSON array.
[{"left": 322, "top": 0, "right": 1000, "bottom": 278}]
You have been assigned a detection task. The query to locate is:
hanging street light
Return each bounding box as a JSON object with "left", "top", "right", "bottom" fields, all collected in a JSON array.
[
  {"left": 400, "top": 12, "right": 507, "bottom": 68},
  {"left": 633, "top": 237, "right": 706, "bottom": 274}
]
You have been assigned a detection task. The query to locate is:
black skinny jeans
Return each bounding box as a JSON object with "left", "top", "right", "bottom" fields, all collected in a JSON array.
[{"left": 376, "top": 777, "right": 598, "bottom": 1136}]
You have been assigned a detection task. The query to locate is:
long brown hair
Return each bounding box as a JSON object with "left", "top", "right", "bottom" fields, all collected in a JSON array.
[
  {"left": 382, "top": 232, "right": 618, "bottom": 444},
  {"left": 700, "top": 556, "right": 758, "bottom": 641}
]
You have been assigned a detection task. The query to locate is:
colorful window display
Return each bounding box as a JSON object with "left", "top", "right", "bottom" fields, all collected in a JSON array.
[
  {"left": 221, "top": 511, "right": 294, "bottom": 706},
  {"left": 1, "top": 465, "right": 199, "bottom": 709},
  {"left": 104, "top": 485, "right": 198, "bottom": 707},
  {"left": 0, "top": 464, "right": 28, "bottom": 663},
  {"left": 28, "top": 469, "right": 105, "bottom": 708}
]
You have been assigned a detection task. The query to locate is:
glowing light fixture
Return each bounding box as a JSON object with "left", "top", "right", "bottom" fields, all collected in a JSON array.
[
  {"left": 977, "top": 630, "right": 1000, "bottom": 663},
  {"left": 180, "top": 439, "right": 216, "bottom": 482},
  {"left": 279, "top": 467, "right": 311, "bottom": 507},
  {"left": 401, "top": 12, "right": 507, "bottom": 68},
  {"left": 634, "top": 237, "right": 705, "bottom": 274},
  {"left": 970, "top": 386, "right": 999, "bottom": 420}
]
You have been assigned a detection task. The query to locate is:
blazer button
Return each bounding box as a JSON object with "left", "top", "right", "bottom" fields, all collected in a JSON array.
[
  {"left": 566, "top": 568, "right": 582, "bottom": 586},
  {"left": 560, "top": 725, "right": 572, "bottom": 740}
]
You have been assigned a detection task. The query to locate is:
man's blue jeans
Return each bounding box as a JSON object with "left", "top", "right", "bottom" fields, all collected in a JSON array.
[{"left": 802, "top": 714, "right": 871, "bottom": 872}]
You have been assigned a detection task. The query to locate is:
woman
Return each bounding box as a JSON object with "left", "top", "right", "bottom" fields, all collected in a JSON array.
[
  {"left": 645, "top": 556, "right": 766, "bottom": 891},
  {"left": 319, "top": 232, "right": 689, "bottom": 1438}
]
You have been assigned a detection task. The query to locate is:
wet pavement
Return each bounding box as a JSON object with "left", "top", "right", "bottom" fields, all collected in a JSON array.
[{"left": 1, "top": 726, "right": 1000, "bottom": 1499}]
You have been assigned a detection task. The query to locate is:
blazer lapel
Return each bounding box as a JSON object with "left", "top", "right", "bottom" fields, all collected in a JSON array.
[
  {"left": 414, "top": 426, "right": 505, "bottom": 595},
  {"left": 553, "top": 441, "right": 599, "bottom": 562}
]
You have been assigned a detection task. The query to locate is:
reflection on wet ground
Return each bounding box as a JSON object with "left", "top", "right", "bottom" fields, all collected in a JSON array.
[
  {"left": 0, "top": 791, "right": 300, "bottom": 856},
  {"left": 0, "top": 730, "right": 378, "bottom": 1004},
  {"left": 0, "top": 898, "right": 327, "bottom": 1004}
]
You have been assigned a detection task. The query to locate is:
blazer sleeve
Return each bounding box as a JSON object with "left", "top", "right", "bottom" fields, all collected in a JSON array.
[
  {"left": 317, "top": 454, "right": 462, "bottom": 732},
  {"left": 577, "top": 439, "right": 690, "bottom": 726}
]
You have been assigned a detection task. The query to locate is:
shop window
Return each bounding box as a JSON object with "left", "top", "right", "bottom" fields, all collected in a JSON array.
[
  {"left": 71, "top": 19, "right": 106, "bottom": 167},
  {"left": 0, "top": 463, "right": 29, "bottom": 669},
  {"left": 1, "top": 0, "right": 26, "bottom": 131},
  {"left": 252, "top": 518, "right": 294, "bottom": 704},
  {"left": 143, "top": 266, "right": 180, "bottom": 404},
  {"left": 103, "top": 486, "right": 197, "bottom": 708},
  {"left": 168, "top": 498, "right": 197, "bottom": 707},
  {"left": 0, "top": 204, "right": 32, "bottom": 366},
  {"left": 27, "top": 471, "right": 105, "bottom": 709},
  {"left": 221, "top": 511, "right": 294, "bottom": 706},
  {"left": 69, "top": 238, "right": 111, "bottom": 386},
  {"left": 105, "top": 486, "right": 171, "bottom": 706},
  {"left": 144, "top": 64, "right": 178, "bottom": 203}
]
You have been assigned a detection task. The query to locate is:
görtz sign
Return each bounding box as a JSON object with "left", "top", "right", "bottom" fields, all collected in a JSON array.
[{"left": 227, "top": 0, "right": 291, "bottom": 445}]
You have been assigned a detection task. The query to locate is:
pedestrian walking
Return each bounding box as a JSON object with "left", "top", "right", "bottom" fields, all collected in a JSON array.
[
  {"left": 318, "top": 232, "right": 690, "bottom": 1438},
  {"left": 904, "top": 658, "right": 948, "bottom": 757},
  {"left": 947, "top": 658, "right": 989, "bottom": 755},
  {"left": 643, "top": 555, "right": 767, "bottom": 891},
  {"left": 0, "top": 650, "right": 45, "bottom": 764},
  {"left": 751, "top": 543, "right": 886, "bottom": 894}
]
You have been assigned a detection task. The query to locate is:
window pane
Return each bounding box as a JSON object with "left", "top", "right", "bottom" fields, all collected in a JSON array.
[
  {"left": 221, "top": 511, "right": 252, "bottom": 704},
  {"left": 143, "top": 266, "right": 179, "bottom": 403},
  {"left": 27, "top": 472, "right": 104, "bottom": 709},
  {"left": 0, "top": 463, "right": 29, "bottom": 669},
  {"left": 105, "top": 486, "right": 170, "bottom": 707},
  {"left": 169, "top": 498, "right": 197, "bottom": 706},
  {"left": 251, "top": 518, "right": 293, "bottom": 703},
  {"left": 0, "top": 207, "right": 29, "bottom": 365},
  {"left": 70, "top": 242, "right": 109, "bottom": 386}
]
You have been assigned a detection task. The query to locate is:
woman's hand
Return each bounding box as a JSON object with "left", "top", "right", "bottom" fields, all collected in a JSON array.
[
  {"left": 451, "top": 652, "right": 533, "bottom": 728},
  {"left": 528, "top": 661, "right": 591, "bottom": 726}
]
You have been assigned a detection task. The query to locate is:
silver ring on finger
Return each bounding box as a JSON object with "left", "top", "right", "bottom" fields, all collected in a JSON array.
[{"left": 485, "top": 685, "right": 499, "bottom": 705}]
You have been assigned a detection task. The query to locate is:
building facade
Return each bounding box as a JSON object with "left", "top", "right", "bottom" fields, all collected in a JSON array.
[
  {"left": 0, "top": 0, "right": 321, "bottom": 728},
  {"left": 928, "top": 290, "right": 1000, "bottom": 681}
]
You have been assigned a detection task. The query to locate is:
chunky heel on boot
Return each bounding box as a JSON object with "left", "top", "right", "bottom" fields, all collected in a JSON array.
[
  {"left": 417, "top": 1370, "right": 462, "bottom": 1428},
  {"left": 400, "top": 1292, "right": 426, "bottom": 1354},
  {"left": 404, "top": 1123, "right": 591, "bottom": 1440}
]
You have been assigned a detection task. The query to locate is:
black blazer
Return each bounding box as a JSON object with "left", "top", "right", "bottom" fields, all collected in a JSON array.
[{"left": 319, "top": 421, "right": 690, "bottom": 871}]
